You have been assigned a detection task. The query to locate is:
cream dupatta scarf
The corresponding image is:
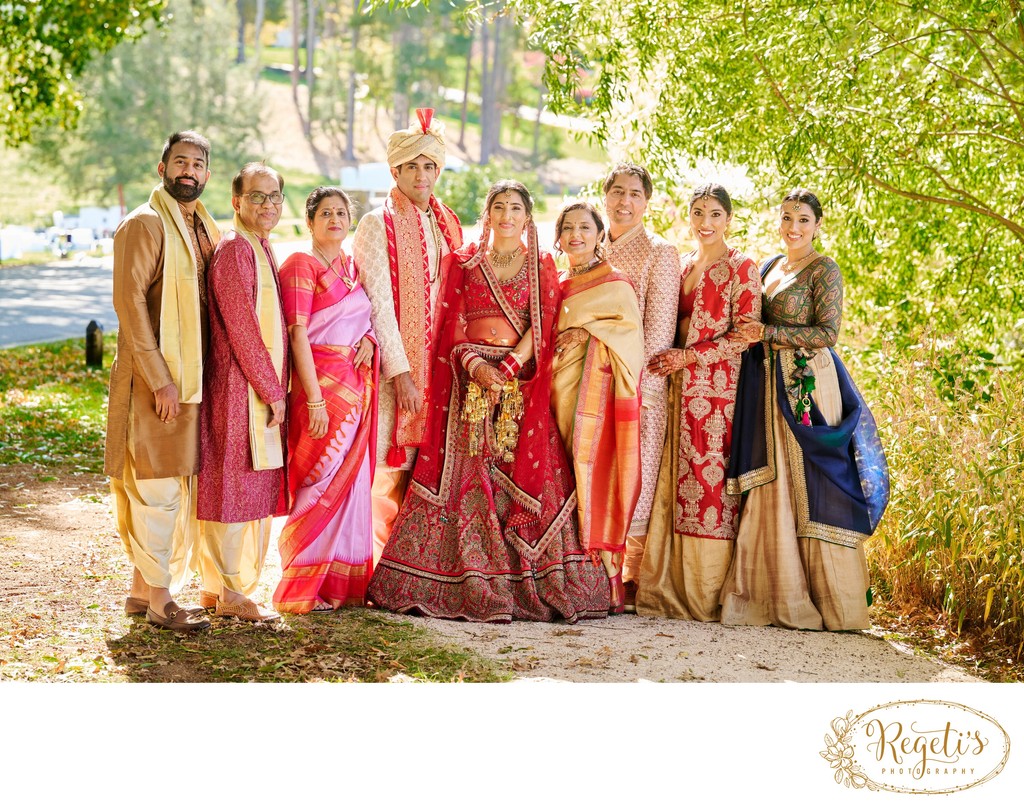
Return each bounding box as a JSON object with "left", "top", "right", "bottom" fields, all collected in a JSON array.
[
  {"left": 149, "top": 185, "right": 220, "bottom": 403},
  {"left": 232, "top": 214, "right": 285, "bottom": 470}
]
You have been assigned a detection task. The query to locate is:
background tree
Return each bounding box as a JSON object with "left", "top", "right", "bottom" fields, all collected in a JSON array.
[
  {"left": 0, "top": 0, "right": 165, "bottom": 146},
  {"left": 235, "top": 0, "right": 285, "bottom": 65},
  {"left": 503, "top": 0, "right": 1024, "bottom": 356},
  {"left": 30, "top": 0, "right": 260, "bottom": 217}
]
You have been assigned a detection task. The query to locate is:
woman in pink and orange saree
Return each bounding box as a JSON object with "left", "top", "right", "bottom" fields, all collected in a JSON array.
[
  {"left": 549, "top": 201, "right": 644, "bottom": 614},
  {"left": 273, "top": 187, "right": 378, "bottom": 614},
  {"left": 367, "top": 180, "right": 610, "bottom": 623}
]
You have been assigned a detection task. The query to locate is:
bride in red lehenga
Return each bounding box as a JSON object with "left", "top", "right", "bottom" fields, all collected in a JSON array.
[{"left": 367, "top": 180, "right": 610, "bottom": 622}]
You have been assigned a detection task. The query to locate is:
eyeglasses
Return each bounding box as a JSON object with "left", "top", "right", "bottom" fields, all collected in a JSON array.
[{"left": 244, "top": 191, "right": 285, "bottom": 205}]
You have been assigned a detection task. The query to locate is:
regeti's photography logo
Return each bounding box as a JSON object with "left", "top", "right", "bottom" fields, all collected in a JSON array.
[{"left": 821, "top": 700, "right": 1010, "bottom": 794}]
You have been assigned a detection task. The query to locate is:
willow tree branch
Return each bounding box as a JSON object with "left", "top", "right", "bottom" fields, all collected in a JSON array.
[
  {"left": 867, "top": 20, "right": 1017, "bottom": 108},
  {"left": 838, "top": 155, "right": 1024, "bottom": 242},
  {"left": 1005, "top": 0, "right": 1024, "bottom": 47},
  {"left": 960, "top": 26, "right": 1024, "bottom": 135},
  {"left": 918, "top": 164, "right": 989, "bottom": 213},
  {"left": 983, "top": 28, "right": 1024, "bottom": 70},
  {"left": 741, "top": 7, "right": 795, "bottom": 114},
  {"left": 888, "top": 1, "right": 1024, "bottom": 132},
  {"left": 930, "top": 130, "right": 1024, "bottom": 150}
]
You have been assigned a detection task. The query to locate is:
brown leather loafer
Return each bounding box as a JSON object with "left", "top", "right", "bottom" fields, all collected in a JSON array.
[
  {"left": 199, "top": 590, "right": 218, "bottom": 610},
  {"left": 127, "top": 596, "right": 206, "bottom": 617},
  {"left": 215, "top": 598, "right": 280, "bottom": 623},
  {"left": 146, "top": 602, "right": 212, "bottom": 632},
  {"left": 125, "top": 596, "right": 149, "bottom": 616}
]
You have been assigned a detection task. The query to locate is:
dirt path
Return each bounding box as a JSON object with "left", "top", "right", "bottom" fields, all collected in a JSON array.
[{"left": 0, "top": 465, "right": 980, "bottom": 683}]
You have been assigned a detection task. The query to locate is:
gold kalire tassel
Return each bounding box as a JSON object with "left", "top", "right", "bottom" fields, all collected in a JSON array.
[
  {"left": 495, "top": 378, "right": 524, "bottom": 462},
  {"left": 462, "top": 381, "right": 488, "bottom": 456}
]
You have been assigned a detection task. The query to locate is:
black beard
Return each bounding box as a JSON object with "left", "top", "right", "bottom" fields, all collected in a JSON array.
[{"left": 163, "top": 175, "right": 205, "bottom": 203}]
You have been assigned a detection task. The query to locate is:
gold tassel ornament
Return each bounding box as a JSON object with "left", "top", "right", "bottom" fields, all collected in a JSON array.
[
  {"left": 462, "top": 381, "right": 488, "bottom": 456},
  {"left": 495, "top": 378, "right": 524, "bottom": 462}
]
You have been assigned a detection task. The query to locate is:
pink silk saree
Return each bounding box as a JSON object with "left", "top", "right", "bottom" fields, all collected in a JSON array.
[{"left": 273, "top": 252, "right": 379, "bottom": 613}]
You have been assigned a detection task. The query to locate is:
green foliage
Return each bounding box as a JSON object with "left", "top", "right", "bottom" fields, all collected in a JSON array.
[
  {"left": 0, "top": 0, "right": 165, "bottom": 146},
  {"left": 854, "top": 342, "right": 1024, "bottom": 656},
  {"left": 28, "top": 0, "right": 261, "bottom": 216},
  {"left": 436, "top": 159, "right": 547, "bottom": 224},
  {"left": 497, "top": 0, "right": 1024, "bottom": 346},
  {"left": 0, "top": 336, "right": 115, "bottom": 473}
]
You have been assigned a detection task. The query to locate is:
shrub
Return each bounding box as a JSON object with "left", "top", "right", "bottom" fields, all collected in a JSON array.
[{"left": 852, "top": 341, "right": 1024, "bottom": 654}]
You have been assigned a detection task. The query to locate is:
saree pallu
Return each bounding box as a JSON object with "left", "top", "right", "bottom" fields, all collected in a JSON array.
[
  {"left": 274, "top": 258, "right": 378, "bottom": 613},
  {"left": 367, "top": 241, "right": 610, "bottom": 622},
  {"left": 551, "top": 262, "right": 644, "bottom": 555},
  {"left": 720, "top": 342, "right": 890, "bottom": 630}
]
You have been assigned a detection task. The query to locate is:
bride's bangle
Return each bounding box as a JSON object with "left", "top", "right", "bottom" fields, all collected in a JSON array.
[{"left": 306, "top": 399, "right": 326, "bottom": 411}]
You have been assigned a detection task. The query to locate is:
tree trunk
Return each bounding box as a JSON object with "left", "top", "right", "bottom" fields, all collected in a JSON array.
[
  {"left": 345, "top": 0, "right": 358, "bottom": 162},
  {"left": 458, "top": 26, "right": 473, "bottom": 151},
  {"left": 479, "top": 20, "right": 490, "bottom": 164},
  {"left": 291, "top": 0, "right": 300, "bottom": 104},
  {"left": 490, "top": 16, "right": 507, "bottom": 158},
  {"left": 252, "top": 0, "right": 266, "bottom": 92},
  {"left": 392, "top": 24, "right": 413, "bottom": 131},
  {"left": 532, "top": 83, "right": 544, "bottom": 162},
  {"left": 305, "top": 0, "right": 317, "bottom": 137},
  {"left": 480, "top": 16, "right": 505, "bottom": 164},
  {"left": 236, "top": 0, "right": 246, "bottom": 64}
]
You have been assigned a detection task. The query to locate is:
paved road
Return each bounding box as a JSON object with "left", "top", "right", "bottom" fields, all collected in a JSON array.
[
  {"left": 0, "top": 223, "right": 554, "bottom": 351},
  {"left": 0, "top": 256, "right": 118, "bottom": 350}
]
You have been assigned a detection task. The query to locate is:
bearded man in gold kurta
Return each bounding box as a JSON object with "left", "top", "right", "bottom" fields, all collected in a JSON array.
[{"left": 104, "top": 131, "right": 219, "bottom": 632}]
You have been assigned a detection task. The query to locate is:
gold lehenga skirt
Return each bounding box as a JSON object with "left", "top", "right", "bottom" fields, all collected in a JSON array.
[
  {"left": 635, "top": 373, "right": 734, "bottom": 621},
  {"left": 719, "top": 349, "right": 870, "bottom": 631}
]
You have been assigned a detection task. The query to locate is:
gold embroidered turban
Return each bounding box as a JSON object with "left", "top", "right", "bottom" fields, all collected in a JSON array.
[{"left": 386, "top": 108, "right": 447, "bottom": 168}]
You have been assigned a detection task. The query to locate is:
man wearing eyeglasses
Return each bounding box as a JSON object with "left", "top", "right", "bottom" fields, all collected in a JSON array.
[
  {"left": 197, "top": 162, "right": 289, "bottom": 622},
  {"left": 105, "top": 130, "right": 218, "bottom": 631},
  {"left": 352, "top": 108, "right": 463, "bottom": 563}
]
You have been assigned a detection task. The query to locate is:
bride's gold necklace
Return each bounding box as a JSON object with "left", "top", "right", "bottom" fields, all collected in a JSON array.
[{"left": 488, "top": 245, "right": 523, "bottom": 268}]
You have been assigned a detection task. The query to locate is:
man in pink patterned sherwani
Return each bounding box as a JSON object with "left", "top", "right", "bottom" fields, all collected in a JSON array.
[
  {"left": 198, "top": 162, "right": 289, "bottom": 622},
  {"left": 603, "top": 162, "right": 682, "bottom": 611}
]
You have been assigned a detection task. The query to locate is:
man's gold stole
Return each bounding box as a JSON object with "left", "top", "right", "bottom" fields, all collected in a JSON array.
[
  {"left": 149, "top": 185, "right": 220, "bottom": 402},
  {"left": 233, "top": 216, "right": 285, "bottom": 471}
]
